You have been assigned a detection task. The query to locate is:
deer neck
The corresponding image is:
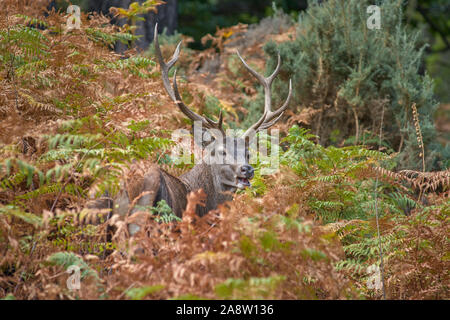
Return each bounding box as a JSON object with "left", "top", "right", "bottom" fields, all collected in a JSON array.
[{"left": 180, "top": 163, "right": 232, "bottom": 215}]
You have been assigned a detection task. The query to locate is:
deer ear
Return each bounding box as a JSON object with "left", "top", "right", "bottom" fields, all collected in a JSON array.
[{"left": 193, "top": 127, "right": 215, "bottom": 149}]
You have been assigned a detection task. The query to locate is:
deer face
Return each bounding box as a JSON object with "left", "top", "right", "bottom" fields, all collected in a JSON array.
[
  {"left": 154, "top": 23, "right": 291, "bottom": 193},
  {"left": 207, "top": 134, "right": 254, "bottom": 192}
]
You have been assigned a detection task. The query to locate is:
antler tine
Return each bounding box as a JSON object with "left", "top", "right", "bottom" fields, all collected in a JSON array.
[
  {"left": 237, "top": 50, "right": 292, "bottom": 137},
  {"left": 173, "top": 70, "right": 223, "bottom": 130},
  {"left": 154, "top": 23, "right": 224, "bottom": 134},
  {"left": 154, "top": 23, "right": 181, "bottom": 101},
  {"left": 263, "top": 78, "right": 292, "bottom": 123}
]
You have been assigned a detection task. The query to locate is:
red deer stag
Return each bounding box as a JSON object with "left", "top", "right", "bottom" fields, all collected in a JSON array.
[{"left": 87, "top": 24, "right": 292, "bottom": 235}]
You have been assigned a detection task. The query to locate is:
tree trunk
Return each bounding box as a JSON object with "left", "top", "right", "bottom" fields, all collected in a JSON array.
[
  {"left": 133, "top": 0, "right": 178, "bottom": 50},
  {"left": 50, "top": 0, "right": 178, "bottom": 52},
  {"left": 92, "top": 0, "right": 177, "bottom": 51}
]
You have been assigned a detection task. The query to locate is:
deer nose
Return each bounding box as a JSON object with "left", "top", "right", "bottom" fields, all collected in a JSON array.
[{"left": 240, "top": 165, "right": 254, "bottom": 179}]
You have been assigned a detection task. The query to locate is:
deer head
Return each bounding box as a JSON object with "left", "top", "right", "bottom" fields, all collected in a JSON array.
[{"left": 154, "top": 24, "right": 292, "bottom": 193}]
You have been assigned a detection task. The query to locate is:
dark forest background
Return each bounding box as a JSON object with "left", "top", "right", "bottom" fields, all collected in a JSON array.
[{"left": 51, "top": 0, "right": 449, "bottom": 104}]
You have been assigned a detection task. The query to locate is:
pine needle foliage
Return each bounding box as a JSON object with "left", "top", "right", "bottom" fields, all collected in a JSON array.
[{"left": 253, "top": 0, "right": 448, "bottom": 171}]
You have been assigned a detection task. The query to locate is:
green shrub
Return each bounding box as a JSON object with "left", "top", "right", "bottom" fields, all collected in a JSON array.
[{"left": 247, "top": 0, "right": 448, "bottom": 170}]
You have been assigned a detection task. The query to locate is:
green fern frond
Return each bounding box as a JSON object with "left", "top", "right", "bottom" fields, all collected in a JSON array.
[
  {"left": 15, "top": 14, "right": 48, "bottom": 29},
  {"left": 85, "top": 28, "right": 137, "bottom": 48},
  {"left": 0, "top": 205, "right": 42, "bottom": 227},
  {"left": 0, "top": 158, "right": 44, "bottom": 187},
  {"left": 215, "top": 275, "right": 286, "bottom": 299},
  {"left": 125, "top": 285, "right": 165, "bottom": 300},
  {"left": 46, "top": 252, "right": 99, "bottom": 280}
]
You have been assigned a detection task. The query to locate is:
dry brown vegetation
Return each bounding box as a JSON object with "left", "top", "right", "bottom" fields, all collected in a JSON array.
[{"left": 0, "top": 1, "right": 448, "bottom": 300}]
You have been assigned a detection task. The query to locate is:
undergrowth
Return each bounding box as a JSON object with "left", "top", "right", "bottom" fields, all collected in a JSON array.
[{"left": 0, "top": 0, "right": 448, "bottom": 300}]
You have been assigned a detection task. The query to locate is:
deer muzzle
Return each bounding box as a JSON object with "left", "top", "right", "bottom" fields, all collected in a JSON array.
[{"left": 237, "top": 164, "right": 254, "bottom": 189}]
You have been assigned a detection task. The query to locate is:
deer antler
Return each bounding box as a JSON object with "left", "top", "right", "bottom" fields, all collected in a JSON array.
[
  {"left": 237, "top": 51, "right": 292, "bottom": 138},
  {"left": 154, "top": 23, "right": 224, "bottom": 133}
]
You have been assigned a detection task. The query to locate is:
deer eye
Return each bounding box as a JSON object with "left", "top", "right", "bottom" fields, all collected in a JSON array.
[{"left": 215, "top": 146, "right": 226, "bottom": 157}]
